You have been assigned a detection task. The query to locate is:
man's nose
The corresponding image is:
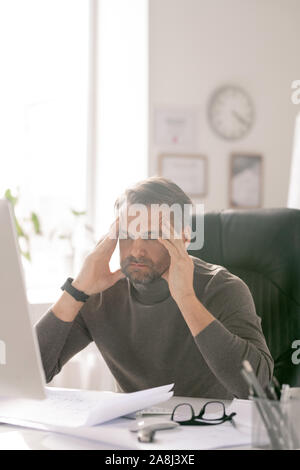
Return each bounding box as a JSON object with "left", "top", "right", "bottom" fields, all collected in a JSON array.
[{"left": 130, "top": 237, "right": 147, "bottom": 258}]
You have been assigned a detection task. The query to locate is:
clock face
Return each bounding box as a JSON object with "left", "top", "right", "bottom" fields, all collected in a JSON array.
[{"left": 208, "top": 85, "right": 254, "bottom": 140}]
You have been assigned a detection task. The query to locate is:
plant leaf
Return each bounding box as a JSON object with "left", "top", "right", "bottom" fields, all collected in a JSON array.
[
  {"left": 31, "top": 212, "right": 42, "bottom": 235},
  {"left": 71, "top": 208, "right": 86, "bottom": 217},
  {"left": 4, "top": 189, "right": 18, "bottom": 207},
  {"left": 14, "top": 216, "right": 28, "bottom": 239},
  {"left": 21, "top": 250, "right": 31, "bottom": 262}
]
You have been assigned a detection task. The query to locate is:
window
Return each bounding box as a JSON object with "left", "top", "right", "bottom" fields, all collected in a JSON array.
[
  {"left": 0, "top": 1, "right": 89, "bottom": 302},
  {"left": 0, "top": 0, "right": 148, "bottom": 301},
  {"left": 96, "top": 0, "right": 148, "bottom": 271}
]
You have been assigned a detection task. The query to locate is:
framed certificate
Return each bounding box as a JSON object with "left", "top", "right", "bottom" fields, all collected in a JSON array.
[
  {"left": 154, "top": 108, "right": 197, "bottom": 148},
  {"left": 229, "top": 153, "right": 263, "bottom": 208},
  {"left": 158, "top": 154, "right": 208, "bottom": 198}
]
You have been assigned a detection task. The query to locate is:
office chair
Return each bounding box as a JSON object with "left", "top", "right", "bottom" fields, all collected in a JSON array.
[{"left": 188, "top": 208, "right": 300, "bottom": 386}]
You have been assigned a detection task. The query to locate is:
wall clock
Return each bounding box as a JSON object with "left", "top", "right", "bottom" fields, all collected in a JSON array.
[{"left": 208, "top": 85, "right": 254, "bottom": 140}]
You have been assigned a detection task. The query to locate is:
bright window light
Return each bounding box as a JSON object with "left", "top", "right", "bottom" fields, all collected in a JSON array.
[
  {"left": 0, "top": 0, "right": 148, "bottom": 300},
  {"left": 96, "top": 0, "right": 148, "bottom": 274},
  {"left": 0, "top": 1, "right": 89, "bottom": 302}
]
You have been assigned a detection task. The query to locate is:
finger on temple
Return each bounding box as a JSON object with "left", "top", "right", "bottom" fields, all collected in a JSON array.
[
  {"left": 95, "top": 218, "right": 119, "bottom": 249},
  {"left": 161, "top": 218, "right": 182, "bottom": 240},
  {"left": 157, "top": 237, "right": 178, "bottom": 256}
]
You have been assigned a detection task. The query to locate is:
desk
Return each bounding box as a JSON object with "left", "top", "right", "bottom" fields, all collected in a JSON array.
[{"left": 0, "top": 396, "right": 252, "bottom": 450}]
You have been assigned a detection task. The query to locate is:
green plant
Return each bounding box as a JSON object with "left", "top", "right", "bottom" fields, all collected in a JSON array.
[{"left": 4, "top": 188, "right": 42, "bottom": 262}]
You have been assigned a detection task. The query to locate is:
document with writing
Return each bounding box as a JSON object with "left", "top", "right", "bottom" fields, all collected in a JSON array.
[
  {"left": 0, "top": 383, "right": 174, "bottom": 428},
  {"left": 0, "top": 394, "right": 254, "bottom": 449}
]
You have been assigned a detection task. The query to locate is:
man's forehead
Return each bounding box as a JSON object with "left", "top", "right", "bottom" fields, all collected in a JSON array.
[
  {"left": 117, "top": 205, "right": 188, "bottom": 242},
  {"left": 118, "top": 204, "right": 178, "bottom": 226},
  {"left": 119, "top": 206, "right": 152, "bottom": 221},
  {"left": 118, "top": 209, "right": 159, "bottom": 235}
]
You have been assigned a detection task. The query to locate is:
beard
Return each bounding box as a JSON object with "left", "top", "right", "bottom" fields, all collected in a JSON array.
[{"left": 120, "top": 256, "right": 168, "bottom": 285}]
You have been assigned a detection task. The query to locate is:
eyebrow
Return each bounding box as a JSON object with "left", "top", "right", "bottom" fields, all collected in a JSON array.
[{"left": 119, "top": 230, "right": 159, "bottom": 238}]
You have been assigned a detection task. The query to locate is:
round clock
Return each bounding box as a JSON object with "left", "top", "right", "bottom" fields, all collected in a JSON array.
[{"left": 208, "top": 85, "right": 254, "bottom": 140}]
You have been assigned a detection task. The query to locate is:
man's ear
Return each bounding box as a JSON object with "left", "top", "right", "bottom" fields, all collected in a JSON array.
[{"left": 183, "top": 225, "right": 192, "bottom": 249}]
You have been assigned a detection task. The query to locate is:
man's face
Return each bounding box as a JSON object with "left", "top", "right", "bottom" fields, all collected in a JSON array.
[{"left": 118, "top": 205, "right": 172, "bottom": 285}]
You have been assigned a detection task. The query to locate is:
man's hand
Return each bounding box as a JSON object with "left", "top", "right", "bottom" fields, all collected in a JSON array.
[
  {"left": 51, "top": 218, "right": 125, "bottom": 322},
  {"left": 72, "top": 218, "right": 125, "bottom": 296},
  {"left": 157, "top": 217, "right": 195, "bottom": 306},
  {"left": 157, "top": 217, "right": 215, "bottom": 336}
]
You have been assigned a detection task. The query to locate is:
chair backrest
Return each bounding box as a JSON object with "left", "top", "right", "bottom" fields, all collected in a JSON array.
[{"left": 188, "top": 208, "right": 300, "bottom": 386}]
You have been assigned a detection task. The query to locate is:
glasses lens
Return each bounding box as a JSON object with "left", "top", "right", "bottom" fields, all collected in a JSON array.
[
  {"left": 172, "top": 404, "right": 193, "bottom": 423},
  {"left": 201, "top": 402, "right": 225, "bottom": 421}
]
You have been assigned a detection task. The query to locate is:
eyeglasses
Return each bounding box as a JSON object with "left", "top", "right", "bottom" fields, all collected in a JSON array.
[{"left": 171, "top": 401, "right": 236, "bottom": 426}]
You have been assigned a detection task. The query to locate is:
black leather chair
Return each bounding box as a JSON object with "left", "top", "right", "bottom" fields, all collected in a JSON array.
[{"left": 188, "top": 208, "right": 300, "bottom": 386}]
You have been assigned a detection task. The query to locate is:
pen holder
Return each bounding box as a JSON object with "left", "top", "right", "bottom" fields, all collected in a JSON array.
[{"left": 252, "top": 397, "right": 300, "bottom": 450}]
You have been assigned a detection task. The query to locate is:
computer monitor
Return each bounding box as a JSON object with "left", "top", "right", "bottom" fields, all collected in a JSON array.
[{"left": 0, "top": 199, "right": 46, "bottom": 399}]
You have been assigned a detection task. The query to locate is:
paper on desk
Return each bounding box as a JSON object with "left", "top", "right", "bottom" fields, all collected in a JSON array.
[
  {"left": 0, "top": 384, "right": 174, "bottom": 428},
  {"left": 84, "top": 388, "right": 174, "bottom": 426},
  {"left": 0, "top": 412, "right": 251, "bottom": 450},
  {"left": 0, "top": 396, "right": 253, "bottom": 450}
]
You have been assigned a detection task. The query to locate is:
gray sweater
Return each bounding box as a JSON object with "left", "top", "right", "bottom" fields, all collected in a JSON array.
[{"left": 35, "top": 256, "right": 274, "bottom": 399}]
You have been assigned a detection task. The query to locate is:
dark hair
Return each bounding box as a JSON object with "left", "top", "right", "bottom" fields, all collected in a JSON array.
[{"left": 114, "top": 176, "right": 193, "bottom": 212}]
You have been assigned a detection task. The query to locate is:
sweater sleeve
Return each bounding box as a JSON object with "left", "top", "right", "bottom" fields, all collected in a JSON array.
[
  {"left": 35, "top": 305, "right": 93, "bottom": 383},
  {"left": 193, "top": 271, "right": 274, "bottom": 398}
]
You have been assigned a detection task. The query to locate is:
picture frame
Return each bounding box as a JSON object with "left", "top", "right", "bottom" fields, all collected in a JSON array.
[
  {"left": 154, "top": 108, "right": 197, "bottom": 148},
  {"left": 157, "top": 154, "right": 208, "bottom": 198},
  {"left": 229, "top": 153, "right": 263, "bottom": 208}
]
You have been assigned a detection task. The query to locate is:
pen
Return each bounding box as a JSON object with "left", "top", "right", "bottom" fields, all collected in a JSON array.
[
  {"left": 271, "top": 376, "right": 281, "bottom": 400},
  {"left": 280, "top": 384, "right": 290, "bottom": 404},
  {"left": 241, "top": 361, "right": 285, "bottom": 449},
  {"left": 264, "top": 382, "right": 279, "bottom": 401},
  {"left": 242, "top": 361, "right": 267, "bottom": 398},
  {"left": 242, "top": 362, "right": 297, "bottom": 449}
]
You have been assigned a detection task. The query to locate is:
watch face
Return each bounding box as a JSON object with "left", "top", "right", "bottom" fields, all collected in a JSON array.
[{"left": 208, "top": 85, "right": 254, "bottom": 140}]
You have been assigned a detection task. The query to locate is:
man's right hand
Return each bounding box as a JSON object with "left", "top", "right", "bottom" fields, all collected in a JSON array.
[
  {"left": 72, "top": 217, "right": 125, "bottom": 296},
  {"left": 51, "top": 218, "right": 125, "bottom": 322}
]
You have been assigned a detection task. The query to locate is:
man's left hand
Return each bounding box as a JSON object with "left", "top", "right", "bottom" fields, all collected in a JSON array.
[{"left": 157, "top": 217, "right": 195, "bottom": 306}]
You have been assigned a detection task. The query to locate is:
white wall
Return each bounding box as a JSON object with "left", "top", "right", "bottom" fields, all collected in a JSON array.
[
  {"left": 95, "top": 0, "right": 148, "bottom": 239},
  {"left": 149, "top": 0, "right": 300, "bottom": 211}
]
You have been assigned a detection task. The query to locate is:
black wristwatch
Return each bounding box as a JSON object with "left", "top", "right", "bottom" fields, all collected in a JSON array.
[{"left": 61, "top": 277, "right": 90, "bottom": 303}]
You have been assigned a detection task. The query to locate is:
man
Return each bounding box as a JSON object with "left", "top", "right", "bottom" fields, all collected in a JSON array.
[{"left": 36, "top": 177, "right": 273, "bottom": 399}]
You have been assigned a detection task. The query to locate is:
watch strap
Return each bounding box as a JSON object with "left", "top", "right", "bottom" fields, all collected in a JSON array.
[{"left": 61, "top": 277, "right": 90, "bottom": 303}]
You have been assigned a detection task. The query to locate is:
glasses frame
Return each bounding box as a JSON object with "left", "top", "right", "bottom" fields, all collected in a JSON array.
[{"left": 171, "top": 401, "right": 236, "bottom": 426}]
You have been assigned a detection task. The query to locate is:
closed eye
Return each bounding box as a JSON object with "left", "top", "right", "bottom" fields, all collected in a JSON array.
[
  {"left": 119, "top": 231, "right": 159, "bottom": 240},
  {"left": 119, "top": 231, "right": 133, "bottom": 239}
]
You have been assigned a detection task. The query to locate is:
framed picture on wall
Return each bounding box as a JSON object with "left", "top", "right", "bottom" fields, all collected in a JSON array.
[
  {"left": 229, "top": 153, "right": 263, "bottom": 208},
  {"left": 158, "top": 154, "right": 208, "bottom": 198},
  {"left": 154, "top": 108, "right": 198, "bottom": 148}
]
